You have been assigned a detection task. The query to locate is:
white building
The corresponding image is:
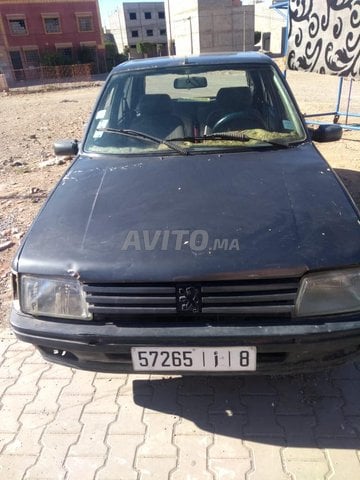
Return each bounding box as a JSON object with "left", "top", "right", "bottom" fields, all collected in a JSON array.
[
  {"left": 254, "top": 0, "right": 287, "bottom": 55},
  {"left": 108, "top": 2, "right": 167, "bottom": 57},
  {"left": 165, "top": 0, "right": 255, "bottom": 56}
]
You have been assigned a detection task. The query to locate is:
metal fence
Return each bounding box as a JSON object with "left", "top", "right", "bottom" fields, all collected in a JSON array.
[{"left": 10, "top": 63, "right": 93, "bottom": 83}]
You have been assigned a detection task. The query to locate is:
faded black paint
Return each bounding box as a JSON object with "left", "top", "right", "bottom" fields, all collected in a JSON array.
[{"left": 14, "top": 144, "right": 360, "bottom": 282}]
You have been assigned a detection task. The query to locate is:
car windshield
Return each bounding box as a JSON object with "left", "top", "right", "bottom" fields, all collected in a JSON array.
[{"left": 84, "top": 63, "right": 307, "bottom": 155}]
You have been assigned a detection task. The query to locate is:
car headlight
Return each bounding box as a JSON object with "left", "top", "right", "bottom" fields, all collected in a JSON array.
[
  {"left": 295, "top": 268, "right": 360, "bottom": 317},
  {"left": 20, "top": 275, "right": 92, "bottom": 320}
]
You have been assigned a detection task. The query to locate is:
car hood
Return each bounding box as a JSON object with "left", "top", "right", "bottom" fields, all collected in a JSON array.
[{"left": 16, "top": 143, "right": 360, "bottom": 282}]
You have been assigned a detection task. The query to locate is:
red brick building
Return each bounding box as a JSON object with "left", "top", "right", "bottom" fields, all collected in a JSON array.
[{"left": 0, "top": 0, "right": 105, "bottom": 81}]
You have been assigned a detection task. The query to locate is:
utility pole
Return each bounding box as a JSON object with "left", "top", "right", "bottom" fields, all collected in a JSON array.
[
  {"left": 243, "top": 6, "right": 246, "bottom": 51},
  {"left": 167, "top": 0, "right": 173, "bottom": 55},
  {"left": 188, "top": 16, "right": 193, "bottom": 54}
]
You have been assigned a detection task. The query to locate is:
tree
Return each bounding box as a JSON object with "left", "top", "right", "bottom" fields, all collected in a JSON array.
[
  {"left": 123, "top": 45, "right": 131, "bottom": 59},
  {"left": 40, "top": 51, "right": 72, "bottom": 66},
  {"left": 136, "top": 42, "right": 146, "bottom": 58},
  {"left": 77, "top": 46, "right": 95, "bottom": 64},
  {"left": 136, "top": 42, "right": 155, "bottom": 58},
  {"left": 105, "top": 42, "right": 126, "bottom": 70},
  {"left": 156, "top": 44, "right": 163, "bottom": 56}
]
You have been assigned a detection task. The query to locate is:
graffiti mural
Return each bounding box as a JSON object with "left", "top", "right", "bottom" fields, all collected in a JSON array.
[{"left": 287, "top": 0, "right": 360, "bottom": 78}]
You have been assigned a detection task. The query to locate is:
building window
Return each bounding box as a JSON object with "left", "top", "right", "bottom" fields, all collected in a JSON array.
[
  {"left": 130, "top": 44, "right": 136, "bottom": 49},
  {"left": 77, "top": 15, "right": 93, "bottom": 32},
  {"left": 8, "top": 18, "right": 28, "bottom": 36},
  {"left": 43, "top": 17, "right": 61, "bottom": 34},
  {"left": 56, "top": 47, "right": 73, "bottom": 63},
  {"left": 144, "top": 12, "right": 151, "bottom": 20},
  {"left": 129, "top": 12, "right": 137, "bottom": 20},
  {"left": 146, "top": 29, "right": 153, "bottom": 37},
  {"left": 24, "top": 49, "right": 40, "bottom": 66},
  {"left": 80, "top": 44, "right": 96, "bottom": 62},
  {"left": 131, "top": 30, "right": 139, "bottom": 38},
  {"left": 9, "top": 50, "right": 23, "bottom": 72},
  {"left": 160, "top": 29, "right": 166, "bottom": 36},
  {"left": 158, "top": 11, "right": 165, "bottom": 19}
]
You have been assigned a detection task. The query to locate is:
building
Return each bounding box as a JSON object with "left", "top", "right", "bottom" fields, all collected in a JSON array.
[
  {"left": 0, "top": 0, "right": 105, "bottom": 81},
  {"left": 165, "top": 0, "right": 255, "bottom": 56},
  {"left": 0, "top": 11, "right": 11, "bottom": 81},
  {"left": 108, "top": 2, "right": 167, "bottom": 58},
  {"left": 254, "top": 1, "right": 287, "bottom": 55}
]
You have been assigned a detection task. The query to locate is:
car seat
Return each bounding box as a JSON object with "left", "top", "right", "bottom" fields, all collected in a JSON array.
[
  {"left": 206, "top": 87, "right": 265, "bottom": 132},
  {"left": 130, "top": 94, "right": 185, "bottom": 140}
]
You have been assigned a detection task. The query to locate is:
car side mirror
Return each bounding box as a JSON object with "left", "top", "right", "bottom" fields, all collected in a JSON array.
[
  {"left": 309, "top": 124, "right": 343, "bottom": 143},
  {"left": 53, "top": 139, "right": 79, "bottom": 156}
]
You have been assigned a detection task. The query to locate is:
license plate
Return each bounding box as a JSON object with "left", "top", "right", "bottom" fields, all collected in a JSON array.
[{"left": 131, "top": 346, "right": 257, "bottom": 372}]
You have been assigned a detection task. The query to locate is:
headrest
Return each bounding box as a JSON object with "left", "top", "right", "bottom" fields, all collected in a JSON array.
[
  {"left": 137, "top": 94, "right": 172, "bottom": 115},
  {"left": 216, "top": 87, "right": 252, "bottom": 110}
]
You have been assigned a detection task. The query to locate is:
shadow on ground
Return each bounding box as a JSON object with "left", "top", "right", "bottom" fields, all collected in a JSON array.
[
  {"left": 335, "top": 168, "right": 360, "bottom": 208},
  {"left": 134, "top": 362, "right": 360, "bottom": 449}
]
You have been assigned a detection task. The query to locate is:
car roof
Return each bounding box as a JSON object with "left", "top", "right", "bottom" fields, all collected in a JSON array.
[{"left": 112, "top": 52, "right": 274, "bottom": 73}]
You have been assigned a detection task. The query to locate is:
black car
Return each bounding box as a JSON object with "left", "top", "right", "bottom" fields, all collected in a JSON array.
[{"left": 10, "top": 53, "right": 360, "bottom": 374}]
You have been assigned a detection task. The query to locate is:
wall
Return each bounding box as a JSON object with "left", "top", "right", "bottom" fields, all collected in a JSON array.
[
  {"left": 0, "top": 0, "right": 105, "bottom": 76},
  {"left": 108, "top": 6, "right": 127, "bottom": 53},
  {"left": 198, "top": 0, "right": 254, "bottom": 54},
  {"left": 166, "top": 0, "right": 254, "bottom": 57},
  {"left": 254, "top": 2, "right": 286, "bottom": 55},
  {"left": 165, "top": 0, "right": 199, "bottom": 56},
  {"left": 0, "top": 14, "right": 12, "bottom": 80}
]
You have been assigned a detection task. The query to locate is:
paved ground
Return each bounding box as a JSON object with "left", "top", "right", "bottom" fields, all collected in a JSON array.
[{"left": 1, "top": 328, "right": 360, "bottom": 479}]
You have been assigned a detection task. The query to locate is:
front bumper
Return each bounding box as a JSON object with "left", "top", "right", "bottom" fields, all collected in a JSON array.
[{"left": 10, "top": 308, "right": 360, "bottom": 374}]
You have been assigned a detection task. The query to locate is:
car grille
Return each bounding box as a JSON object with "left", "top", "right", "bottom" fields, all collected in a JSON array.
[
  {"left": 84, "top": 285, "right": 177, "bottom": 315},
  {"left": 84, "top": 277, "right": 300, "bottom": 318},
  {"left": 201, "top": 281, "right": 298, "bottom": 314}
]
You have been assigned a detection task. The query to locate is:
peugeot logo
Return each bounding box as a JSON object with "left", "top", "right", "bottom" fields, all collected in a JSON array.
[{"left": 177, "top": 286, "right": 201, "bottom": 313}]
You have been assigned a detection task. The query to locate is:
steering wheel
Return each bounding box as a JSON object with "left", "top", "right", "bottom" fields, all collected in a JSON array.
[
  {"left": 211, "top": 110, "right": 266, "bottom": 133},
  {"left": 212, "top": 112, "right": 248, "bottom": 132}
]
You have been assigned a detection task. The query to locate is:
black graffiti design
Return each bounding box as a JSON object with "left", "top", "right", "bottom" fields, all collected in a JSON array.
[{"left": 287, "top": 0, "right": 360, "bottom": 78}]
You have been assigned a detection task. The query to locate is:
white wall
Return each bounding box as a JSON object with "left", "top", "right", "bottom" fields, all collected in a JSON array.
[
  {"left": 165, "top": 0, "right": 200, "bottom": 56},
  {"left": 255, "top": 2, "right": 286, "bottom": 54},
  {"left": 166, "top": 0, "right": 254, "bottom": 57},
  {"left": 108, "top": 7, "right": 127, "bottom": 53}
]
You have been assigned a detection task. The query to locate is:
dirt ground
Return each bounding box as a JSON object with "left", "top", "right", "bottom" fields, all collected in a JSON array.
[{"left": 0, "top": 71, "right": 359, "bottom": 329}]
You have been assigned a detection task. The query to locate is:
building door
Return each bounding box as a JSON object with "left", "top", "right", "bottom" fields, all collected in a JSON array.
[{"left": 10, "top": 51, "right": 24, "bottom": 80}]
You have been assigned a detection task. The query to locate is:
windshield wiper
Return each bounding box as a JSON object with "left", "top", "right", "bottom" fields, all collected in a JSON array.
[
  {"left": 211, "top": 131, "right": 291, "bottom": 148},
  {"left": 174, "top": 131, "right": 291, "bottom": 149},
  {"left": 97, "top": 128, "right": 189, "bottom": 155}
]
